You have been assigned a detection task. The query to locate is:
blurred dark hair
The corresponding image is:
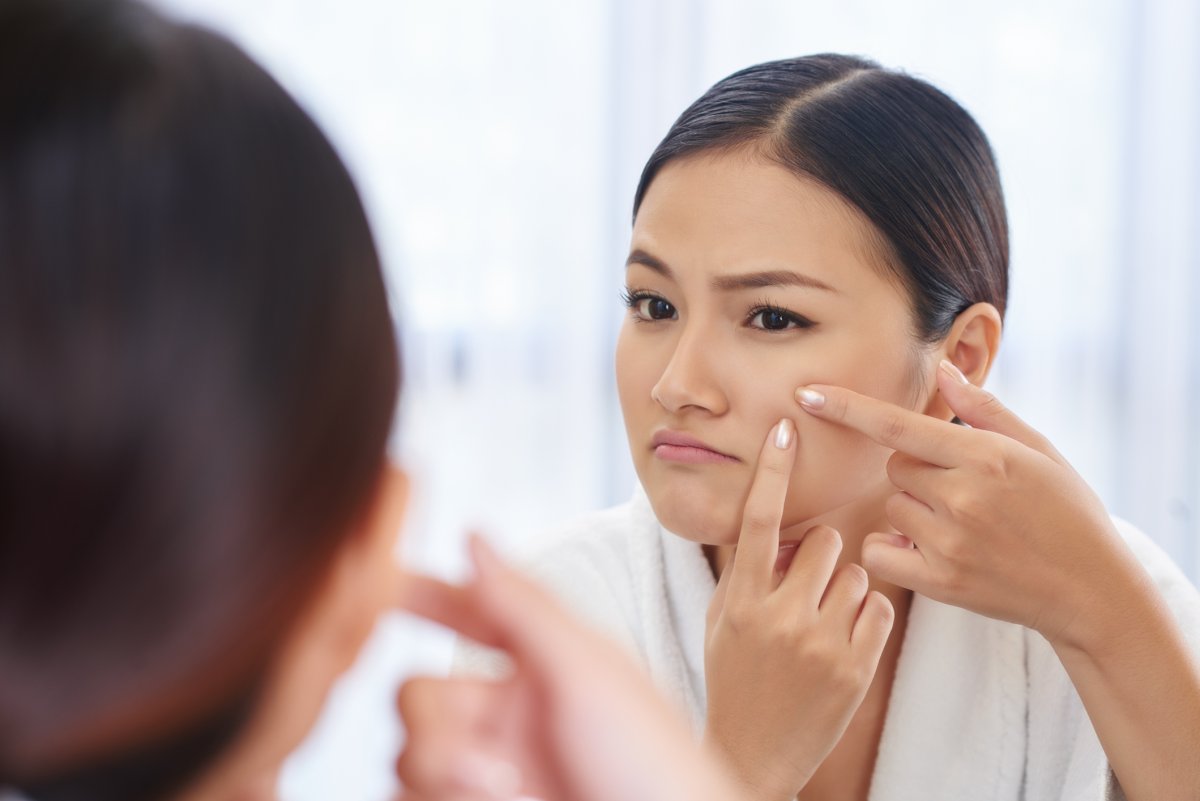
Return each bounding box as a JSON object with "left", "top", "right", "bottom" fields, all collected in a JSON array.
[
  {"left": 633, "top": 53, "right": 1009, "bottom": 341},
  {"left": 0, "top": 0, "right": 399, "bottom": 798}
]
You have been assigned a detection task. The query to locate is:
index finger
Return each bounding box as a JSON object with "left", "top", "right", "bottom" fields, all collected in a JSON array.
[
  {"left": 728, "top": 418, "right": 797, "bottom": 595},
  {"left": 394, "top": 569, "right": 504, "bottom": 649},
  {"left": 796, "top": 384, "right": 965, "bottom": 468}
]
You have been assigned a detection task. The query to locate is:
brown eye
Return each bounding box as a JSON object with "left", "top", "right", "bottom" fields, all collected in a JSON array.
[
  {"left": 640, "top": 297, "right": 676, "bottom": 320},
  {"left": 747, "top": 306, "right": 813, "bottom": 331},
  {"left": 623, "top": 289, "right": 677, "bottom": 321}
]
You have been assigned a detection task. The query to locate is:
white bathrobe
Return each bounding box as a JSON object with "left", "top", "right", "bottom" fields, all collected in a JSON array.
[{"left": 458, "top": 487, "right": 1200, "bottom": 801}]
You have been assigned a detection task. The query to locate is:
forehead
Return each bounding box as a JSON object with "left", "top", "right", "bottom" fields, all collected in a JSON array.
[{"left": 631, "top": 150, "right": 895, "bottom": 291}]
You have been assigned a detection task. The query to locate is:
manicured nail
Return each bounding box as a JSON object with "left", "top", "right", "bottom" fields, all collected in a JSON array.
[
  {"left": 774, "top": 418, "right": 793, "bottom": 449},
  {"left": 453, "top": 750, "right": 522, "bottom": 799},
  {"left": 939, "top": 359, "right": 970, "bottom": 385},
  {"left": 796, "top": 387, "right": 825, "bottom": 409}
]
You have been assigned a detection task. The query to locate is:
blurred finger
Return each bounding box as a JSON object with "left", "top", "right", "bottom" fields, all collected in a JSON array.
[
  {"left": 394, "top": 570, "right": 503, "bottom": 649},
  {"left": 396, "top": 678, "right": 522, "bottom": 801}
]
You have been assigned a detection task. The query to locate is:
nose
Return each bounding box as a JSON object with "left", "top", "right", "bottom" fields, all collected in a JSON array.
[{"left": 650, "top": 325, "right": 729, "bottom": 415}]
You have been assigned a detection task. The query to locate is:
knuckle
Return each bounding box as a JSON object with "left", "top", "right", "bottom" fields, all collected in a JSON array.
[
  {"left": 835, "top": 563, "right": 870, "bottom": 597},
  {"left": 975, "top": 388, "right": 1007, "bottom": 419},
  {"left": 742, "top": 509, "right": 778, "bottom": 534},
  {"left": 935, "top": 557, "right": 968, "bottom": 595},
  {"left": 884, "top": 491, "right": 911, "bottom": 521},
  {"left": 722, "top": 600, "right": 756, "bottom": 634},
  {"left": 760, "top": 458, "right": 790, "bottom": 480},
  {"left": 869, "top": 594, "right": 896, "bottom": 629},
  {"left": 825, "top": 390, "right": 850, "bottom": 420},
  {"left": 969, "top": 445, "right": 1009, "bottom": 481},
  {"left": 878, "top": 411, "right": 908, "bottom": 448},
  {"left": 943, "top": 487, "right": 979, "bottom": 521}
]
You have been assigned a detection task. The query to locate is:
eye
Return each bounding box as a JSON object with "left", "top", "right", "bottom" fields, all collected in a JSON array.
[
  {"left": 621, "top": 289, "right": 677, "bottom": 322},
  {"left": 747, "top": 304, "right": 813, "bottom": 331}
]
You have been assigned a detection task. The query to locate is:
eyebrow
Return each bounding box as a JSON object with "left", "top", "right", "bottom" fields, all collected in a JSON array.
[{"left": 625, "top": 248, "right": 837, "bottom": 294}]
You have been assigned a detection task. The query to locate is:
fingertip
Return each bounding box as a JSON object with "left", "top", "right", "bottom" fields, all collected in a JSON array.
[
  {"left": 861, "top": 532, "right": 910, "bottom": 577},
  {"left": 866, "top": 590, "right": 895, "bottom": 622},
  {"left": 803, "top": 524, "right": 843, "bottom": 555},
  {"left": 938, "top": 359, "right": 972, "bottom": 387},
  {"left": 795, "top": 386, "right": 827, "bottom": 412}
]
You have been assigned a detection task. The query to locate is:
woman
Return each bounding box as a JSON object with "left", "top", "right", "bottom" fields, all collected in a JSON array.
[
  {"left": 464, "top": 55, "right": 1200, "bottom": 800},
  {"left": 0, "top": 2, "right": 749, "bottom": 800}
]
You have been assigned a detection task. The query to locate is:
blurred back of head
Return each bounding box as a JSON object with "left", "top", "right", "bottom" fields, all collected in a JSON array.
[{"left": 0, "top": 0, "right": 399, "bottom": 797}]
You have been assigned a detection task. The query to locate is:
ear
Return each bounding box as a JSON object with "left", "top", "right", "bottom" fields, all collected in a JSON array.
[
  {"left": 922, "top": 302, "right": 1002, "bottom": 419},
  {"left": 944, "top": 302, "right": 1002, "bottom": 383}
]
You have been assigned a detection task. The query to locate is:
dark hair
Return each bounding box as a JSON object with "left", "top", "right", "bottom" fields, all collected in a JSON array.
[
  {"left": 0, "top": 1, "right": 399, "bottom": 798},
  {"left": 633, "top": 54, "right": 1009, "bottom": 342}
]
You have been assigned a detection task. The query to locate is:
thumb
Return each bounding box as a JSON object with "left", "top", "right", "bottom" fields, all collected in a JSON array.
[{"left": 936, "top": 360, "right": 1066, "bottom": 464}]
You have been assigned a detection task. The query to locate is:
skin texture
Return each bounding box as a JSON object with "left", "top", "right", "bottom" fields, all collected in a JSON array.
[{"left": 617, "top": 149, "right": 1002, "bottom": 800}]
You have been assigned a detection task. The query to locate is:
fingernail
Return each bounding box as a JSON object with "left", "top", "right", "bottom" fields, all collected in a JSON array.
[
  {"left": 939, "top": 359, "right": 970, "bottom": 385},
  {"left": 796, "top": 387, "right": 825, "bottom": 409},
  {"left": 774, "top": 418, "right": 793, "bottom": 449},
  {"left": 452, "top": 750, "right": 522, "bottom": 799}
]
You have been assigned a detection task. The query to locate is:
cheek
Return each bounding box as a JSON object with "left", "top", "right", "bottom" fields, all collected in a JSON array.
[{"left": 614, "top": 325, "right": 665, "bottom": 418}]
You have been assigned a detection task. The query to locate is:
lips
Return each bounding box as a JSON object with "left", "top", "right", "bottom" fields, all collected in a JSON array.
[{"left": 651, "top": 430, "right": 739, "bottom": 464}]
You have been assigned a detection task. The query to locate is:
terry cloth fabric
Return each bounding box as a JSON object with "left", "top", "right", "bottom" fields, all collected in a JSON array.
[{"left": 456, "top": 487, "right": 1200, "bottom": 801}]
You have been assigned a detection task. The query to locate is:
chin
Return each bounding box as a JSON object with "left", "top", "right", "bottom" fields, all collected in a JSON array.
[{"left": 642, "top": 479, "right": 742, "bottom": 545}]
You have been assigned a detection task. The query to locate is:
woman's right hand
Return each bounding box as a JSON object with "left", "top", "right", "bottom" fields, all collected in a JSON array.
[
  {"left": 703, "top": 419, "right": 895, "bottom": 801},
  {"left": 395, "top": 537, "right": 748, "bottom": 801}
]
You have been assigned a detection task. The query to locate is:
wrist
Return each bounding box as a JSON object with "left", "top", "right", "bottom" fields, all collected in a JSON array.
[
  {"left": 1042, "top": 553, "right": 1164, "bottom": 664},
  {"left": 702, "top": 731, "right": 805, "bottom": 801}
]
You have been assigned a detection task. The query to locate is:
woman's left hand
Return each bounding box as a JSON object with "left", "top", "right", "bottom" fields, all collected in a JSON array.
[
  {"left": 794, "top": 359, "right": 1135, "bottom": 652},
  {"left": 796, "top": 359, "right": 1200, "bottom": 801}
]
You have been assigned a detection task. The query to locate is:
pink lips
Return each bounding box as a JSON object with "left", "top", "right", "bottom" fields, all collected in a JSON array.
[{"left": 651, "top": 430, "right": 739, "bottom": 464}]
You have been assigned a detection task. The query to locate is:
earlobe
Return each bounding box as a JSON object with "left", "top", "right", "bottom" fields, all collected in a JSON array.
[{"left": 942, "top": 303, "right": 1002, "bottom": 386}]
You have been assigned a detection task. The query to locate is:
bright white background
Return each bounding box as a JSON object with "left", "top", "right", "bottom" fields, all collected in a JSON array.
[{"left": 156, "top": 1, "right": 1200, "bottom": 799}]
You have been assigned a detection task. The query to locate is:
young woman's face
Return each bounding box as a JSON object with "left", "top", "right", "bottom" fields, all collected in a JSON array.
[{"left": 616, "top": 151, "right": 935, "bottom": 545}]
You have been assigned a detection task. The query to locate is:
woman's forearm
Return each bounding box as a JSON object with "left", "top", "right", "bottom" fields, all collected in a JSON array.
[{"left": 1050, "top": 562, "right": 1200, "bottom": 801}]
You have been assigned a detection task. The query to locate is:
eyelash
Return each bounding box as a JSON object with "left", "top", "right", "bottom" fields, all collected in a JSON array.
[
  {"left": 745, "top": 298, "right": 815, "bottom": 331},
  {"left": 620, "top": 288, "right": 815, "bottom": 331}
]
